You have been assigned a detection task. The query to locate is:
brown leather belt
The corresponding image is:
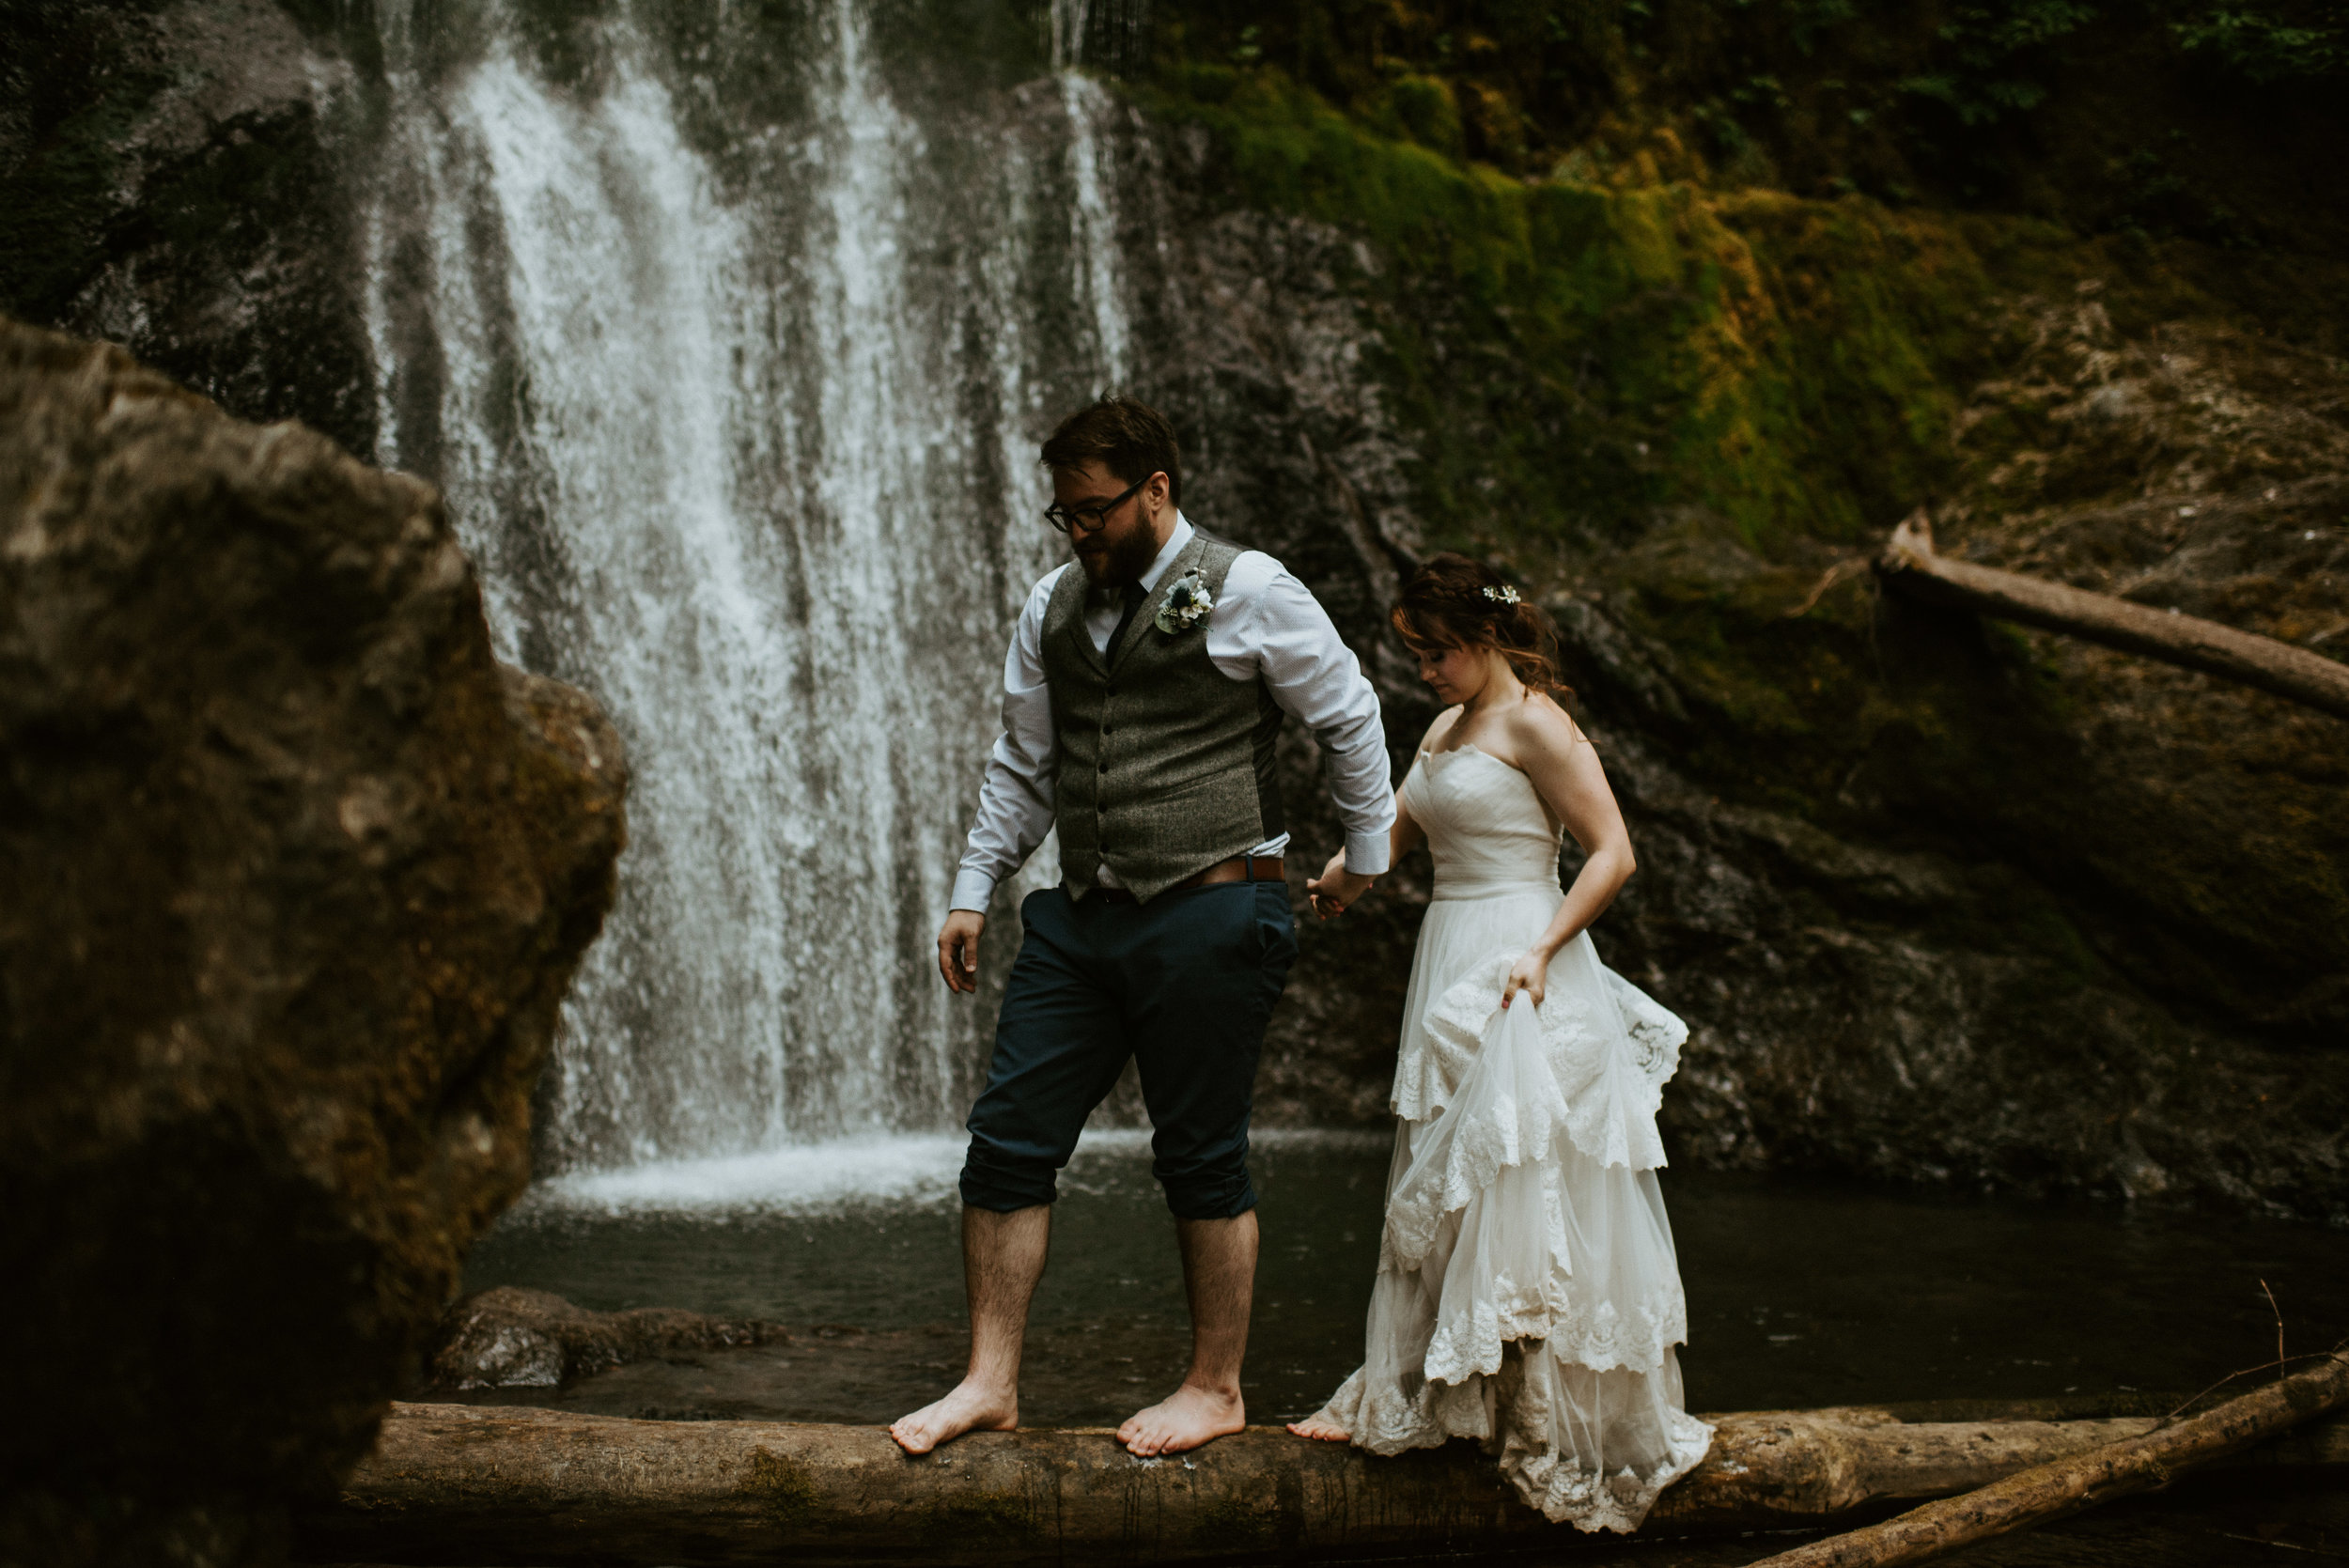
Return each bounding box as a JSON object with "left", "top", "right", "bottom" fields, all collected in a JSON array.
[{"left": 1091, "top": 855, "right": 1284, "bottom": 904}]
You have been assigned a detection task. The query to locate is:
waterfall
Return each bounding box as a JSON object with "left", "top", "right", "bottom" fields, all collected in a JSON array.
[{"left": 361, "top": 0, "right": 1134, "bottom": 1172}]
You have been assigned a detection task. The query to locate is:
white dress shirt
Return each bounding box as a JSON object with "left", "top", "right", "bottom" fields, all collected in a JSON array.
[{"left": 950, "top": 515, "right": 1395, "bottom": 913}]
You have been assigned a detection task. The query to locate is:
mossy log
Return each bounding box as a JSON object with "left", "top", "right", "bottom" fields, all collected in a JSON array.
[
  {"left": 1748, "top": 1352, "right": 2349, "bottom": 1567},
  {"left": 1875, "top": 513, "right": 2349, "bottom": 721},
  {"left": 295, "top": 1402, "right": 2349, "bottom": 1565}
]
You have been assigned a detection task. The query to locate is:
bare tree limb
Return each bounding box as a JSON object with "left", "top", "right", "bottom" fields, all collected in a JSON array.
[
  {"left": 1875, "top": 512, "right": 2349, "bottom": 722},
  {"left": 1745, "top": 1350, "right": 2349, "bottom": 1568}
]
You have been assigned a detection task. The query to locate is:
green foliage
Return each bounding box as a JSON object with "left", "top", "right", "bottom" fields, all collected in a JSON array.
[
  {"left": 2170, "top": 1, "right": 2349, "bottom": 78},
  {"left": 1898, "top": 0, "right": 2097, "bottom": 124},
  {"left": 1144, "top": 0, "right": 2348, "bottom": 243}
]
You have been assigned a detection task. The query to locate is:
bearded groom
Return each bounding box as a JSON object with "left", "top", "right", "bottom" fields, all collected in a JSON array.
[{"left": 890, "top": 396, "right": 1395, "bottom": 1458}]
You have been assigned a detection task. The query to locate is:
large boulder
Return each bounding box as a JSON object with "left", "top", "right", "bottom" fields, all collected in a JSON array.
[{"left": 0, "top": 318, "right": 626, "bottom": 1564}]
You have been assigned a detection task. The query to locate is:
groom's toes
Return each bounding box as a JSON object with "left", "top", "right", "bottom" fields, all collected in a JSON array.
[{"left": 890, "top": 1398, "right": 972, "bottom": 1455}]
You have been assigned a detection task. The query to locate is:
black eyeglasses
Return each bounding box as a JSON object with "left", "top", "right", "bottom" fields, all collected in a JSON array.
[{"left": 1042, "top": 475, "right": 1149, "bottom": 536}]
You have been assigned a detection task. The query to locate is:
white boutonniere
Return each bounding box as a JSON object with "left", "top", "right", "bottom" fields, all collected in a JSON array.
[{"left": 1154, "top": 568, "right": 1215, "bottom": 634}]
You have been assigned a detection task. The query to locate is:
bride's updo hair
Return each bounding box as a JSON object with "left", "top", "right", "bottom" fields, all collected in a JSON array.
[{"left": 1392, "top": 552, "right": 1567, "bottom": 697}]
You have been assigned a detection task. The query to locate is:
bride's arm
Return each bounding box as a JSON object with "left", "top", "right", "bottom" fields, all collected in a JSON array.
[{"left": 1501, "top": 700, "right": 1635, "bottom": 1008}]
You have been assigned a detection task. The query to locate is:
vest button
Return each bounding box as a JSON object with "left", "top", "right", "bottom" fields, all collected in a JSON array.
[
  {"left": 1098, "top": 761, "right": 1109, "bottom": 774},
  {"left": 1104, "top": 686, "right": 1116, "bottom": 698},
  {"left": 1102, "top": 723, "right": 1114, "bottom": 735}
]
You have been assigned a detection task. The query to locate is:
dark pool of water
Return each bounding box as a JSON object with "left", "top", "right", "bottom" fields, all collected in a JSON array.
[{"left": 459, "top": 1129, "right": 2349, "bottom": 1426}]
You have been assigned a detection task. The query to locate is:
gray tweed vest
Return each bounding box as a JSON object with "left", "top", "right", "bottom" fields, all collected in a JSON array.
[{"left": 1040, "top": 530, "right": 1285, "bottom": 902}]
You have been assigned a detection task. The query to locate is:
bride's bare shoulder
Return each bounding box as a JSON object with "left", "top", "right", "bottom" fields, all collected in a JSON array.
[{"left": 1502, "top": 691, "right": 1586, "bottom": 760}]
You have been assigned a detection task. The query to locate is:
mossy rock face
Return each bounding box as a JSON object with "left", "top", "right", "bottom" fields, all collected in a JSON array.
[
  {"left": 1115, "top": 67, "right": 2347, "bottom": 1216},
  {"left": 0, "top": 319, "right": 627, "bottom": 1561}
]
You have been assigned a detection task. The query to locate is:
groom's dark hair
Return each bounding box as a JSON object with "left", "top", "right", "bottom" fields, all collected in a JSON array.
[{"left": 1041, "top": 394, "right": 1182, "bottom": 508}]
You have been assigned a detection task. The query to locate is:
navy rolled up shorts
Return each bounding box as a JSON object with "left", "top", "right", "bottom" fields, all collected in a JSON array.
[{"left": 959, "top": 879, "right": 1298, "bottom": 1220}]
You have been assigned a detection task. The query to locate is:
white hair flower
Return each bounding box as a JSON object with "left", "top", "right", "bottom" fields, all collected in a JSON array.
[{"left": 1482, "top": 583, "right": 1521, "bottom": 606}]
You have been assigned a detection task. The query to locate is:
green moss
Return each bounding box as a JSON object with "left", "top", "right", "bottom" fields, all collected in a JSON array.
[
  {"left": 1139, "top": 70, "right": 2008, "bottom": 552},
  {"left": 1367, "top": 72, "right": 1466, "bottom": 160}
]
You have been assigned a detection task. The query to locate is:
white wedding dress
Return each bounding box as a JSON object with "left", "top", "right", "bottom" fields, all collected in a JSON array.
[{"left": 1306, "top": 742, "right": 1713, "bottom": 1531}]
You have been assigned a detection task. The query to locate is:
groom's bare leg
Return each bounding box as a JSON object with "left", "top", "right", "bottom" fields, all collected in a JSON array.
[
  {"left": 890, "top": 1204, "right": 1050, "bottom": 1453},
  {"left": 1117, "top": 1210, "right": 1256, "bottom": 1455}
]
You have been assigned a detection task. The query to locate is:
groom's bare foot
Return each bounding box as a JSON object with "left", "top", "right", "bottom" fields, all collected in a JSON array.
[
  {"left": 1118, "top": 1382, "right": 1245, "bottom": 1456},
  {"left": 1286, "top": 1415, "right": 1350, "bottom": 1442},
  {"left": 890, "top": 1380, "right": 1017, "bottom": 1455}
]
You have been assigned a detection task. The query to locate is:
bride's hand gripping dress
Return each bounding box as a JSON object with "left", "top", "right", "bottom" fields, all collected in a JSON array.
[{"left": 1297, "top": 737, "right": 1713, "bottom": 1532}]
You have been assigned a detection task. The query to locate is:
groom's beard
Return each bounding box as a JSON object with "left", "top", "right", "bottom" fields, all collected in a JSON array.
[{"left": 1074, "top": 520, "right": 1160, "bottom": 588}]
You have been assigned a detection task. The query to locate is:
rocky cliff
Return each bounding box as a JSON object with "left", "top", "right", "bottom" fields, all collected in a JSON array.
[{"left": 0, "top": 318, "right": 626, "bottom": 1563}]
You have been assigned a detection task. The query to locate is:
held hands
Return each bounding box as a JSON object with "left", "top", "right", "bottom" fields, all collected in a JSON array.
[
  {"left": 1499, "top": 946, "right": 1552, "bottom": 1010},
  {"left": 1306, "top": 851, "right": 1377, "bottom": 922},
  {"left": 937, "top": 909, "right": 986, "bottom": 993}
]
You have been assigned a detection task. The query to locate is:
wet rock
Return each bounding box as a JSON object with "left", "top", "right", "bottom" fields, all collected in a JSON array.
[
  {"left": 0, "top": 318, "right": 626, "bottom": 1563},
  {"left": 1, "top": 0, "right": 377, "bottom": 457},
  {"left": 424, "top": 1287, "right": 787, "bottom": 1391}
]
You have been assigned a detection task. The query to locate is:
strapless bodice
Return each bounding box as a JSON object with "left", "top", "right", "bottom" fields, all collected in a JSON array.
[{"left": 1397, "top": 745, "right": 1563, "bottom": 900}]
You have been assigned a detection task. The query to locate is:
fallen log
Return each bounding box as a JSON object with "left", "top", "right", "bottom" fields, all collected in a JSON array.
[
  {"left": 1747, "top": 1351, "right": 2349, "bottom": 1568},
  {"left": 295, "top": 1401, "right": 2349, "bottom": 1565},
  {"left": 1874, "top": 512, "right": 2349, "bottom": 722}
]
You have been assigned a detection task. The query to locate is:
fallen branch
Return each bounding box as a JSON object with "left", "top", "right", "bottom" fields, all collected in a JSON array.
[
  {"left": 297, "top": 1400, "right": 2349, "bottom": 1565},
  {"left": 1746, "top": 1350, "right": 2349, "bottom": 1568},
  {"left": 1875, "top": 512, "right": 2349, "bottom": 722}
]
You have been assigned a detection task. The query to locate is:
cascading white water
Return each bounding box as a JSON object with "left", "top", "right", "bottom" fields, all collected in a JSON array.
[{"left": 362, "top": 0, "right": 1132, "bottom": 1172}]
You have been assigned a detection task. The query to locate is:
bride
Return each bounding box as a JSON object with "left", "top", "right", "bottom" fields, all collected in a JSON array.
[{"left": 1291, "top": 553, "right": 1713, "bottom": 1532}]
